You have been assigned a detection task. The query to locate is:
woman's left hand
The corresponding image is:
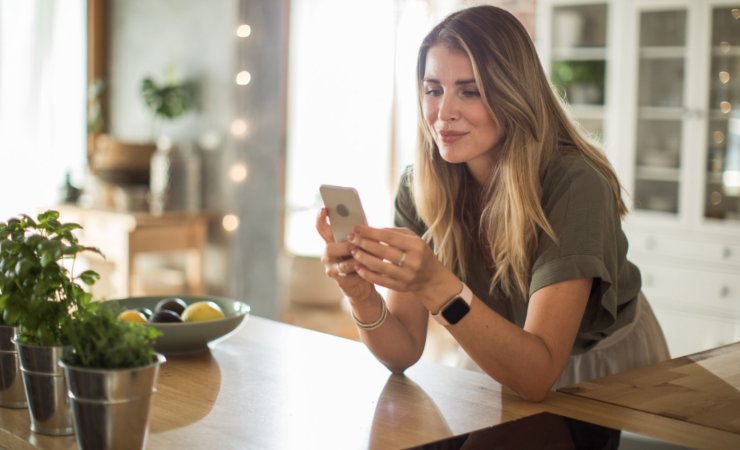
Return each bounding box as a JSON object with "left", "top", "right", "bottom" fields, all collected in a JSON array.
[{"left": 348, "top": 225, "right": 454, "bottom": 303}]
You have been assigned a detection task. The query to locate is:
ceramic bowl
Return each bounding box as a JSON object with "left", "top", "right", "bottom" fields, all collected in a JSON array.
[{"left": 102, "top": 296, "right": 250, "bottom": 354}]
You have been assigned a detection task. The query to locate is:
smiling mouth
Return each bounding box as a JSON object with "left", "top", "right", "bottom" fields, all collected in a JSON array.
[{"left": 438, "top": 130, "right": 467, "bottom": 144}]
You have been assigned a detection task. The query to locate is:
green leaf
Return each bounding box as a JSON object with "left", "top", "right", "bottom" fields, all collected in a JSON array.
[
  {"left": 78, "top": 270, "right": 101, "bottom": 285},
  {"left": 38, "top": 240, "right": 63, "bottom": 266}
]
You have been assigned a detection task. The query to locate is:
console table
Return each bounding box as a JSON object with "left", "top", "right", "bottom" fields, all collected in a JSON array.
[{"left": 56, "top": 206, "right": 208, "bottom": 298}]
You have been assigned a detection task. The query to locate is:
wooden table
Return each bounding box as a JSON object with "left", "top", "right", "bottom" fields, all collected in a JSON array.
[
  {"left": 560, "top": 341, "right": 740, "bottom": 435},
  {"left": 1, "top": 318, "right": 739, "bottom": 449},
  {"left": 55, "top": 206, "right": 208, "bottom": 298}
]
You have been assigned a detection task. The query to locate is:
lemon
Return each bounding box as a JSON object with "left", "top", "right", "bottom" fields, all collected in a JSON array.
[
  {"left": 181, "top": 301, "right": 225, "bottom": 322},
  {"left": 118, "top": 309, "right": 147, "bottom": 323}
]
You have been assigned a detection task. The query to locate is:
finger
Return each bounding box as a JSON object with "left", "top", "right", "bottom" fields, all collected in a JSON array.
[
  {"left": 352, "top": 247, "right": 406, "bottom": 278},
  {"left": 350, "top": 235, "right": 407, "bottom": 266},
  {"left": 356, "top": 265, "right": 407, "bottom": 292},
  {"left": 316, "top": 208, "right": 336, "bottom": 243},
  {"left": 336, "top": 259, "right": 358, "bottom": 277},
  {"left": 354, "top": 225, "right": 412, "bottom": 251},
  {"left": 325, "top": 241, "right": 354, "bottom": 262}
]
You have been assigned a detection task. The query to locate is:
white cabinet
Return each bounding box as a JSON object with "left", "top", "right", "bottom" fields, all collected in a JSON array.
[{"left": 538, "top": 0, "right": 740, "bottom": 357}]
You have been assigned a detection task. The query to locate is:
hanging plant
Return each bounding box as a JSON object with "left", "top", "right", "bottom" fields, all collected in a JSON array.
[{"left": 140, "top": 67, "right": 194, "bottom": 137}]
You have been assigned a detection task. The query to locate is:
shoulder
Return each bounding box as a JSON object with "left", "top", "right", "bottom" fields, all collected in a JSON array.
[
  {"left": 541, "top": 151, "right": 613, "bottom": 206},
  {"left": 394, "top": 165, "right": 426, "bottom": 235},
  {"left": 400, "top": 164, "right": 414, "bottom": 186},
  {"left": 396, "top": 165, "right": 415, "bottom": 202}
]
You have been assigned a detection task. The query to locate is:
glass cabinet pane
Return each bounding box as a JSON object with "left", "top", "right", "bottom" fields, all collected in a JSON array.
[
  {"left": 549, "top": 3, "right": 608, "bottom": 138},
  {"left": 705, "top": 6, "right": 740, "bottom": 221},
  {"left": 633, "top": 9, "right": 687, "bottom": 214}
]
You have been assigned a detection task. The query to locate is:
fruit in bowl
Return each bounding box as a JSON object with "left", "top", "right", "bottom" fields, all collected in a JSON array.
[
  {"left": 182, "top": 301, "right": 225, "bottom": 322},
  {"left": 104, "top": 296, "right": 250, "bottom": 354}
]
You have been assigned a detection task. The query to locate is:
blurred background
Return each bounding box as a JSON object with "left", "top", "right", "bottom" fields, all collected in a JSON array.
[{"left": 0, "top": 0, "right": 737, "bottom": 363}]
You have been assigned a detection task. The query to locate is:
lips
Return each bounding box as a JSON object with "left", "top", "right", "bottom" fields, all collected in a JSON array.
[{"left": 438, "top": 130, "right": 468, "bottom": 144}]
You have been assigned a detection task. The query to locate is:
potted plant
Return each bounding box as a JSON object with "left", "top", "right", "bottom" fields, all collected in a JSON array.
[
  {"left": 140, "top": 66, "right": 193, "bottom": 139},
  {"left": 0, "top": 210, "right": 100, "bottom": 435},
  {"left": 140, "top": 67, "right": 200, "bottom": 214},
  {"left": 60, "top": 306, "right": 163, "bottom": 450},
  {"left": 0, "top": 216, "right": 25, "bottom": 408},
  {"left": 0, "top": 246, "right": 25, "bottom": 408}
]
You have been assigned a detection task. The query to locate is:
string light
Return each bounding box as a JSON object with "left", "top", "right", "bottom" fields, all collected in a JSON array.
[
  {"left": 236, "top": 70, "right": 252, "bottom": 85},
  {"left": 720, "top": 101, "right": 732, "bottom": 114},
  {"left": 230, "top": 118, "right": 249, "bottom": 138},
  {"left": 222, "top": 214, "right": 240, "bottom": 231},
  {"left": 732, "top": 9, "right": 740, "bottom": 19},
  {"left": 236, "top": 24, "right": 252, "bottom": 38},
  {"left": 720, "top": 41, "right": 731, "bottom": 54},
  {"left": 719, "top": 71, "right": 731, "bottom": 84},
  {"left": 229, "top": 163, "right": 249, "bottom": 182}
]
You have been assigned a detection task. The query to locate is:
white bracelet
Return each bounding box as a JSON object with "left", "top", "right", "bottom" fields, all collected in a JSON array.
[{"left": 351, "top": 295, "right": 388, "bottom": 331}]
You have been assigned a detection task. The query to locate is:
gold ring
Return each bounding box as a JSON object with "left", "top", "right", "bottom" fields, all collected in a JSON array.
[{"left": 397, "top": 251, "right": 407, "bottom": 268}]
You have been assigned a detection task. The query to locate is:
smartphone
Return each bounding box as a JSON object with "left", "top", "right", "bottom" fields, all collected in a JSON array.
[{"left": 319, "top": 184, "right": 368, "bottom": 242}]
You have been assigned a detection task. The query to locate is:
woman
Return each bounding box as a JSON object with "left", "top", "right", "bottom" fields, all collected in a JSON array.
[{"left": 316, "top": 5, "right": 669, "bottom": 402}]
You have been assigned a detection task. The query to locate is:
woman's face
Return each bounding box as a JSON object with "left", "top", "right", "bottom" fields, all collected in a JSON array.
[{"left": 422, "top": 45, "right": 501, "bottom": 184}]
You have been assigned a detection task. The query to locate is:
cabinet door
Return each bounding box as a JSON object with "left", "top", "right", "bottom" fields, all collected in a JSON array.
[
  {"left": 652, "top": 305, "right": 740, "bottom": 357},
  {"left": 629, "top": 5, "right": 690, "bottom": 216},
  {"left": 704, "top": 5, "right": 740, "bottom": 222},
  {"left": 547, "top": 2, "right": 610, "bottom": 139}
]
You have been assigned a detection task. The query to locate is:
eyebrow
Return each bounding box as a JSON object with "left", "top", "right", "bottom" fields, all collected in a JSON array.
[{"left": 423, "top": 78, "right": 477, "bottom": 86}]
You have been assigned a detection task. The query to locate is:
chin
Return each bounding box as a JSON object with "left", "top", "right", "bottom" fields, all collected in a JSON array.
[{"left": 437, "top": 148, "right": 468, "bottom": 165}]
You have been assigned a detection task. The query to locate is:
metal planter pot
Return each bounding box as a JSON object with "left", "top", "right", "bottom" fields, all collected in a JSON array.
[
  {"left": 0, "top": 325, "right": 26, "bottom": 408},
  {"left": 14, "top": 340, "right": 73, "bottom": 435},
  {"left": 60, "top": 353, "right": 166, "bottom": 450}
]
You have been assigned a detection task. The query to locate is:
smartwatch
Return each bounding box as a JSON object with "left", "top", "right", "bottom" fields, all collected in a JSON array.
[{"left": 433, "top": 283, "right": 473, "bottom": 326}]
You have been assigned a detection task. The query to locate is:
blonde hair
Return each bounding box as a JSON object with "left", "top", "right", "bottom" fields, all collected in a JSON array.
[{"left": 413, "top": 6, "right": 626, "bottom": 298}]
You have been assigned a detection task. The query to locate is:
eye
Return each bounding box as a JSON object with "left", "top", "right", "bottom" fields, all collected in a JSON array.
[
  {"left": 462, "top": 89, "right": 480, "bottom": 98},
  {"left": 424, "top": 87, "right": 442, "bottom": 97}
]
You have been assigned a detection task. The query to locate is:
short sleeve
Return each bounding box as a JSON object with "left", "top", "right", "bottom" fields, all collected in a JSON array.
[
  {"left": 529, "top": 155, "right": 639, "bottom": 336},
  {"left": 393, "top": 166, "right": 427, "bottom": 238}
]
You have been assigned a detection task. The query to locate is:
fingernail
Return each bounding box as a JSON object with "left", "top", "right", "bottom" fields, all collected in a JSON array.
[
  {"left": 347, "top": 233, "right": 355, "bottom": 242},
  {"left": 350, "top": 248, "right": 357, "bottom": 255}
]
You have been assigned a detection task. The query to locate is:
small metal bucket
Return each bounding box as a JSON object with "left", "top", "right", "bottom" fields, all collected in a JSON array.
[
  {"left": 60, "top": 353, "right": 166, "bottom": 450},
  {"left": 0, "top": 326, "right": 27, "bottom": 408},
  {"left": 14, "top": 340, "right": 73, "bottom": 435}
]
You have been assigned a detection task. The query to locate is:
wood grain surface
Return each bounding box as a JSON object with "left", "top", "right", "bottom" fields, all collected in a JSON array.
[
  {"left": 2, "top": 318, "right": 739, "bottom": 449},
  {"left": 559, "top": 342, "right": 740, "bottom": 435}
]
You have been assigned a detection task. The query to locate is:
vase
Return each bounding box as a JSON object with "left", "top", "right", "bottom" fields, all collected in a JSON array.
[
  {"left": 0, "top": 325, "right": 26, "bottom": 408},
  {"left": 14, "top": 340, "right": 73, "bottom": 435},
  {"left": 60, "top": 353, "right": 166, "bottom": 450},
  {"left": 149, "top": 137, "right": 202, "bottom": 215}
]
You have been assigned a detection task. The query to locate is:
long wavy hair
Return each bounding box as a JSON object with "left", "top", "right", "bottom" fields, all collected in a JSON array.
[{"left": 413, "top": 5, "right": 626, "bottom": 298}]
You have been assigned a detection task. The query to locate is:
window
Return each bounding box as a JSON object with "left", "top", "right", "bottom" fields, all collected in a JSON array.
[
  {"left": 284, "top": 0, "right": 433, "bottom": 255},
  {"left": 0, "top": 1, "right": 87, "bottom": 219}
]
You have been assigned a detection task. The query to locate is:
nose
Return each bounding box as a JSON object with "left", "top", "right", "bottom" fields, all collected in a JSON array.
[{"left": 437, "top": 93, "right": 459, "bottom": 122}]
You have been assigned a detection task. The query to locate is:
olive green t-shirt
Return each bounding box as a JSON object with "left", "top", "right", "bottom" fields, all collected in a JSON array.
[{"left": 393, "top": 153, "right": 640, "bottom": 353}]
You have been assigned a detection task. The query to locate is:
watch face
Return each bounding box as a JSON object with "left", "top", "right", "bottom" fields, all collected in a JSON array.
[{"left": 442, "top": 297, "right": 470, "bottom": 325}]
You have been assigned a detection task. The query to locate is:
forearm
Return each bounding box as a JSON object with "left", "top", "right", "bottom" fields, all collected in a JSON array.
[
  {"left": 446, "top": 299, "right": 564, "bottom": 401},
  {"left": 417, "top": 278, "right": 590, "bottom": 402},
  {"left": 349, "top": 290, "right": 427, "bottom": 373}
]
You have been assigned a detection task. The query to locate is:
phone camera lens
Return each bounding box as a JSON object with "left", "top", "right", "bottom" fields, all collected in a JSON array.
[{"left": 337, "top": 204, "right": 349, "bottom": 217}]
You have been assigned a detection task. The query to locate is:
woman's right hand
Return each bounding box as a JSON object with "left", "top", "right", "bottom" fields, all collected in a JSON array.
[{"left": 316, "top": 208, "right": 374, "bottom": 303}]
